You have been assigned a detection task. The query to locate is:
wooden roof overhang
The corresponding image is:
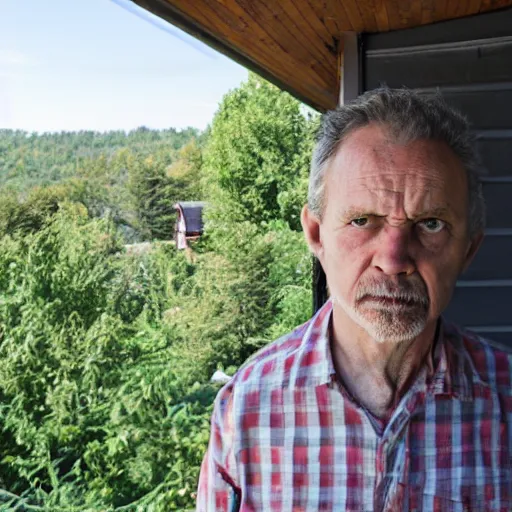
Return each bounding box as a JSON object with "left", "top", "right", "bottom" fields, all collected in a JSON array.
[{"left": 131, "top": 0, "right": 512, "bottom": 111}]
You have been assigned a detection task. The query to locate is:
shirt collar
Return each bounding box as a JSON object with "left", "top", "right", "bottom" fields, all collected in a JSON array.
[
  {"left": 430, "top": 319, "right": 488, "bottom": 401},
  {"left": 297, "top": 299, "right": 336, "bottom": 386},
  {"left": 304, "top": 300, "right": 485, "bottom": 401}
]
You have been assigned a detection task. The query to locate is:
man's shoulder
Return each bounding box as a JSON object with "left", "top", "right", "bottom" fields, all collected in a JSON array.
[
  {"left": 452, "top": 325, "right": 512, "bottom": 395},
  {"left": 224, "top": 304, "right": 331, "bottom": 393},
  {"left": 233, "top": 320, "right": 312, "bottom": 388},
  {"left": 210, "top": 321, "right": 311, "bottom": 420}
]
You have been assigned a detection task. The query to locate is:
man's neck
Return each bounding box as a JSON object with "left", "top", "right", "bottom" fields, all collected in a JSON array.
[{"left": 330, "top": 304, "right": 437, "bottom": 420}]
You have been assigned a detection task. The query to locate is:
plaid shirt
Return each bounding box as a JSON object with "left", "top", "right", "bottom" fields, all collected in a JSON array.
[{"left": 197, "top": 300, "right": 512, "bottom": 511}]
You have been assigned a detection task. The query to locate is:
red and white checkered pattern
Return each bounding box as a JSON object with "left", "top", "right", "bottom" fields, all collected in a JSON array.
[{"left": 197, "top": 300, "right": 512, "bottom": 511}]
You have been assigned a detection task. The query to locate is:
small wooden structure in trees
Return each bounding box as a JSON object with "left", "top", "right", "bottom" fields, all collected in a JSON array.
[
  {"left": 173, "top": 201, "right": 206, "bottom": 250},
  {"left": 133, "top": 0, "right": 512, "bottom": 346}
]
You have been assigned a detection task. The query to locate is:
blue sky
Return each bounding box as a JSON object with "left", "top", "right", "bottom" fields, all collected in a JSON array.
[{"left": 0, "top": 0, "right": 248, "bottom": 132}]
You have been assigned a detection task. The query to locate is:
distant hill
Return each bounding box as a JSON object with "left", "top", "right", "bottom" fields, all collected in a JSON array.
[
  {"left": 0, "top": 127, "right": 202, "bottom": 191},
  {"left": 0, "top": 127, "right": 205, "bottom": 242}
]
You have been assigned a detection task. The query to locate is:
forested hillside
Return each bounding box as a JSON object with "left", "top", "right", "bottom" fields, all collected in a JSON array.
[
  {"left": 0, "top": 127, "right": 200, "bottom": 190},
  {"left": 0, "top": 74, "right": 317, "bottom": 510},
  {"left": 0, "top": 127, "right": 203, "bottom": 242}
]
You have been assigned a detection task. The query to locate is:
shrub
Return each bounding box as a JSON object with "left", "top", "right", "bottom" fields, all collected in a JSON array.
[{"left": 0, "top": 212, "right": 211, "bottom": 510}]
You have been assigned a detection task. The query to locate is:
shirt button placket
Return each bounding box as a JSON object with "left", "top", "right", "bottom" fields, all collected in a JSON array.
[
  {"left": 375, "top": 414, "right": 411, "bottom": 512},
  {"left": 374, "top": 438, "right": 388, "bottom": 512}
]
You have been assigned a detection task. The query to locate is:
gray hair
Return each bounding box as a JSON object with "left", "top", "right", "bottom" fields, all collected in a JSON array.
[{"left": 309, "top": 87, "right": 486, "bottom": 237}]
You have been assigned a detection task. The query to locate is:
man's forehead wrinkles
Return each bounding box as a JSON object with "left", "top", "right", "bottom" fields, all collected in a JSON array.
[
  {"left": 325, "top": 126, "right": 470, "bottom": 223},
  {"left": 340, "top": 171, "right": 445, "bottom": 187},
  {"left": 336, "top": 180, "right": 452, "bottom": 217},
  {"left": 339, "top": 183, "right": 441, "bottom": 203},
  {"left": 337, "top": 175, "right": 448, "bottom": 208}
]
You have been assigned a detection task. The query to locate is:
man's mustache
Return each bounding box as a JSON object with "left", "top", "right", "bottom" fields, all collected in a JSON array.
[{"left": 355, "top": 278, "right": 429, "bottom": 306}]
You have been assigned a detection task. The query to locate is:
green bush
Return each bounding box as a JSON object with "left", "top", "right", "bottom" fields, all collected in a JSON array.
[{"left": 0, "top": 212, "right": 212, "bottom": 510}]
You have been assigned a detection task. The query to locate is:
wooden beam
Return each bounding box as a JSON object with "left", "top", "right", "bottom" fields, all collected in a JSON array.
[
  {"left": 130, "top": 0, "right": 512, "bottom": 111},
  {"left": 131, "top": 0, "right": 340, "bottom": 111}
]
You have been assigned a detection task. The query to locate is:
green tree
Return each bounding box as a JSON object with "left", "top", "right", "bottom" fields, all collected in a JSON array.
[
  {"left": 128, "top": 155, "right": 177, "bottom": 241},
  {"left": 203, "top": 73, "right": 315, "bottom": 230},
  {"left": 0, "top": 183, "right": 87, "bottom": 237}
]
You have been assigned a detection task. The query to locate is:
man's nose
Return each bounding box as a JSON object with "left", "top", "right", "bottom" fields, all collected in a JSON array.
[{"left": 372, "top": 225, "right": 415, "bottom": 276}]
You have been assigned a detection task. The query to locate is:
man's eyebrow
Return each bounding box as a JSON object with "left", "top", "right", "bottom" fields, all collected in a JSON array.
[
  {"left": 337, "top": 208, "right": 382, "bottom": 220},
  {"left": 337, "top": 206, "right": 452, "bottom": 220},
  {"left": 414, "top": 206, "right": 452, "bottom": 218}
]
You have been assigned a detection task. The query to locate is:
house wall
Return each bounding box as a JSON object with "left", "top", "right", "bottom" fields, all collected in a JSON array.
[{"left": 363, "top": 7, "right": 512, "bottom": 346}]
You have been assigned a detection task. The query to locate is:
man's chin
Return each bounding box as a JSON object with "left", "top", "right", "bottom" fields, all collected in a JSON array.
[
  {"left": 356, "top": 309, "right": 428, "bottom": 343},
  {"left": 332, "top": 295, "right": 428, "bottom": 343}
]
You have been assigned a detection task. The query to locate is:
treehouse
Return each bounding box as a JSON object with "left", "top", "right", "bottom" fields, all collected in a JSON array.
[
  {"left": 133, "top": 0, "right": 512, "bottom": 345},
  {"left": 174, "top": 201, "right": 206, "bottom": 250}
]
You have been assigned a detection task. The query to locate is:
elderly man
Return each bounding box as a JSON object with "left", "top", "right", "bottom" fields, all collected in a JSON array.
[{"left": 196, "top": 88, "right": 511, "bottom": 511}]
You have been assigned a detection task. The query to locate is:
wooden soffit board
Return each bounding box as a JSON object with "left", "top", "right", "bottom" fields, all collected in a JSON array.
[{"left": 131, "top": 0, "right": 512, "bottom": 111}]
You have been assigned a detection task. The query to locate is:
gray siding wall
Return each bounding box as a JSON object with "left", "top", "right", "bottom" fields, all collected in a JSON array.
[{"left": 363, "top": 9, "right": 512, "bottom": 346}]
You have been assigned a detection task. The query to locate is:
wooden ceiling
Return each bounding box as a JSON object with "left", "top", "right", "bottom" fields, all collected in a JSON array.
[{"left": 132, "top": 0, "right": 512, "bottom": 111}]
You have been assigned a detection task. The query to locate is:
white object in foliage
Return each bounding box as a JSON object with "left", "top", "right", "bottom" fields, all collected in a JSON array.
[{"left": 210, "top": 370, "right": 232, "bottom": 384}]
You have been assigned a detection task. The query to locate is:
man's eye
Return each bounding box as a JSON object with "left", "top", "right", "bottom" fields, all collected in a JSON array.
[
  {"left": 418, "top": 218, "right": 445, "bottom": 233},
  {"left": 351, "top": 217, "right": 369, "bottom": 227}
]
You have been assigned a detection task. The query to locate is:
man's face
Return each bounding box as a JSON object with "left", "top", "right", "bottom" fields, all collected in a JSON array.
[{"left": 302, "top": 124, "right": 482, "bottom": 343}]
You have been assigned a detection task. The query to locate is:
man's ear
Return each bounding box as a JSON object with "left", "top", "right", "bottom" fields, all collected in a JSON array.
[
  {"left": 461, "top": 231, "right": 484, "bottom": 274},
  {"left": 301, "top": 205, "right": 323, "bottom": 261}
]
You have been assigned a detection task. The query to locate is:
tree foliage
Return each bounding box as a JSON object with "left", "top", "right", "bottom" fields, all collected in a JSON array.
[
  {"left": 0, "top": 212, "right": 213, "bottom": 510},
  {"left": 203, "top": 74, "right": 315, "bottom": 230},
  {"left": 0, "top": 74, "right": 318, "bottom": 510},
  {"left": 0, "top": 127, "right": 200, "bottom": 192}
]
